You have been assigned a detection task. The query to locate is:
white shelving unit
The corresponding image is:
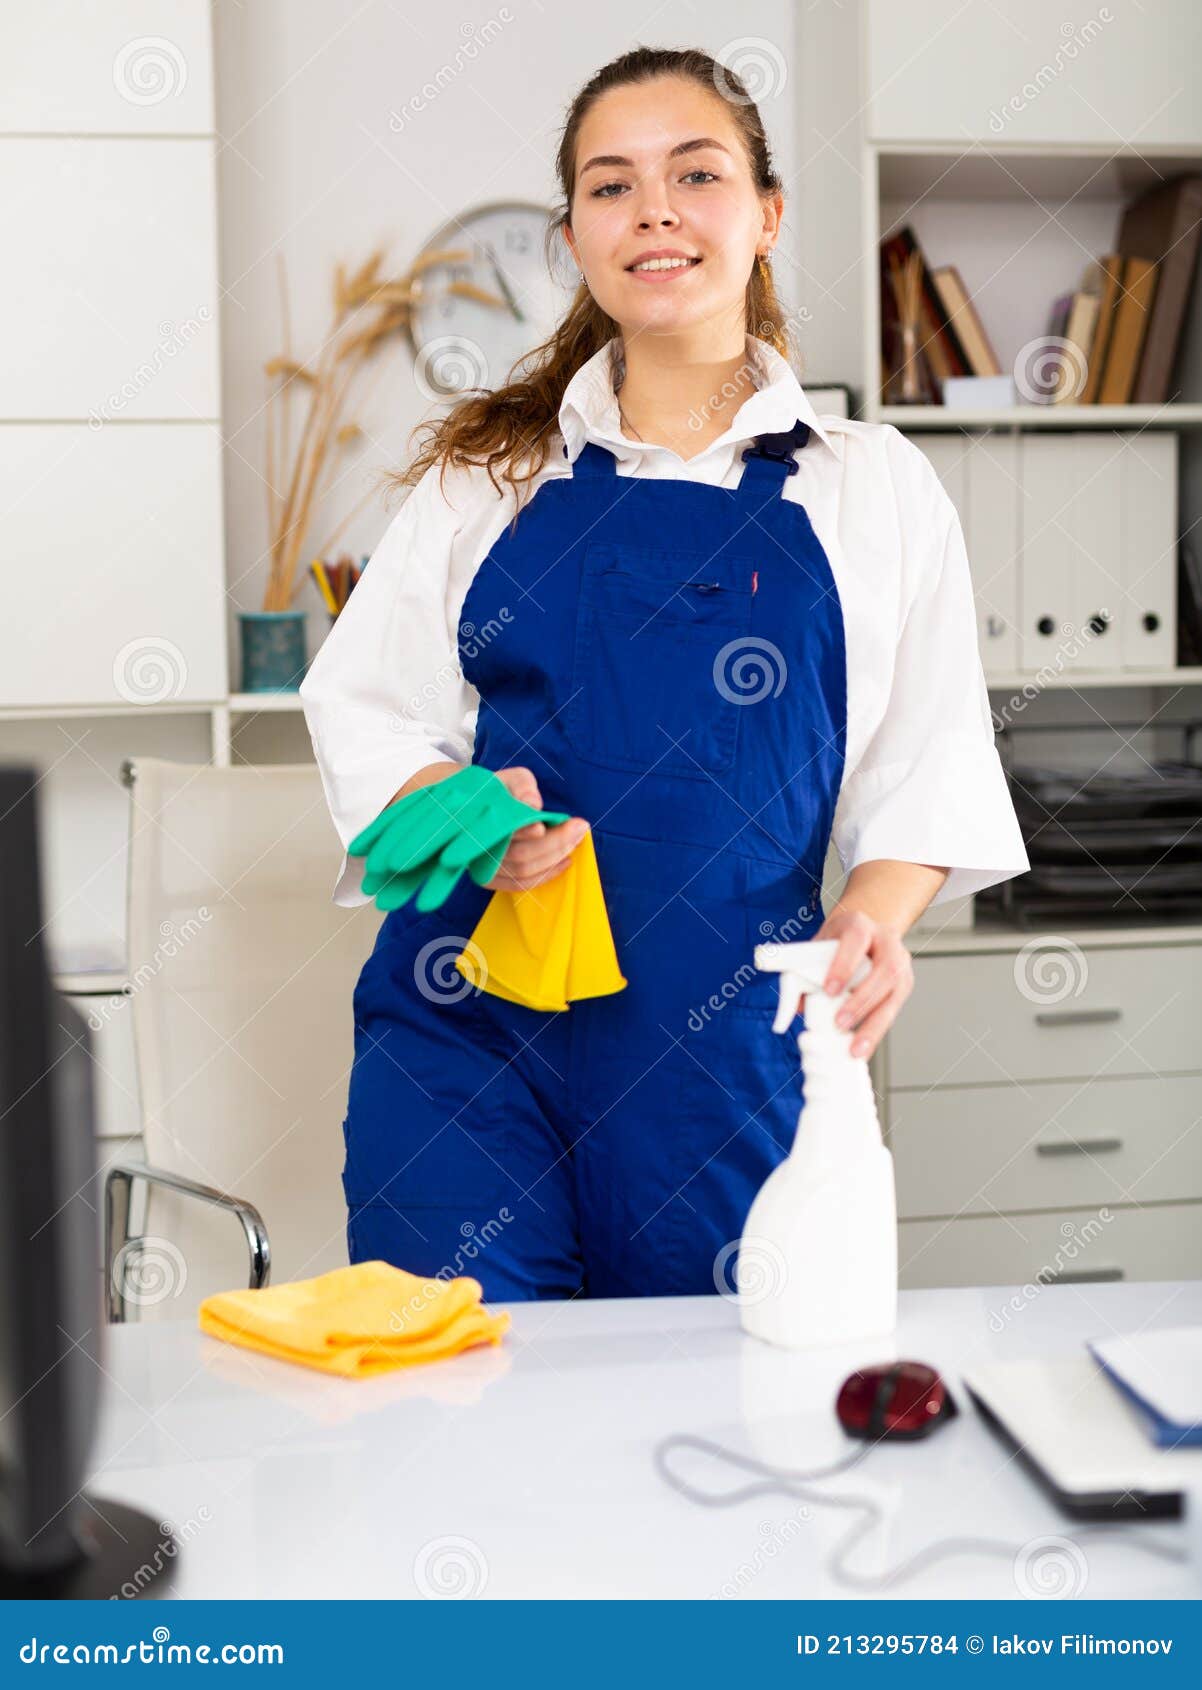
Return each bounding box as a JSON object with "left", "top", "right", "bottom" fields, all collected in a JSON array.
[
  {"left": 861, "top": 0, "right": 1202, "bottom": 1287},
  {"left": 986, "top": 668, "right": 1202, "bottom": 690},
  {"left": 879, "top": 403, "right": 1202, "bottom": 429},
  {"left": 870, "top": 132, "right": 1202, "bottom": 889},
  {"left": 863, "top": 128, "right": 1202, "bottom": 764}
]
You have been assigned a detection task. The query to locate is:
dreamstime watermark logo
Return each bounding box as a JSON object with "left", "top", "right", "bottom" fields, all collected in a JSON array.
[
  {"left": 113, "top": 37, "right": 188, "bottom": 106},
  {"left": 713, "top": 38, "right": 788, "bottom": 104},
  {"left": 88, "top": 910, "right": 212, "bottom": 1030},
  {"left": 414, "top": 336, "right": 490, "bottom": 402},
  {"left": 688, "top": 958, "right": 760, "bottom": 1030},
  {"left": 110, "top": 1235, "right": 188, "bottom": 1309},
  {"left": 1013, "top": 936, "right": 1088, "bottom": 1004},
  {"left": 386, "top": 611, "right": 510, "bottom": 733},
  {"left": 686, "top": 900, "right": 820, "bottom": 1031},
  {"left": 1013, "top": 1534, "right": 1089, "bottom": 1598},
  {"left": 459, "top": 608, "right": 512, "bottom": 664},
  {"left": 89, "top": 311, "right": 214, "bottom": 427},
  {"left": 991, "top": 618, "right": 1108, "bottom": 727},
  {"left": 388, "top": 1211, "right": 513, "bottom": 1330},
  {"left": 109, "top": 1507, "right": 213, "bottom": 1600},
  {"left": 113, "top": 636, "right": 188, "bottom": 704},
  {"left": 414, "top": 934, "right": 488, "bottom": 1002},
  {"left": 413, "top": 1534, "right": 489, "bottom": 1598},
  {"left": 714, "top": 1505, "right": 812, "bottom": 1598},
  {"left": 987, "top": 11, "right": 1113, "bottom": 133},
  {"left": 714, "top": 637, "right": 787, "bottom": 704},
  {"left": 987, "top": 1210, "right": 1114, "bottom": 1332},
  {"left": 685, "top": 304, "right": 814, "bottom": 434},
  {"left": 714, "top": 1235, "right": 788, "bottom": 1305},
  {"left": 387, "top": 12, "right": 513, "bottom": 133},
  {"left": 1014, "top": 334, "right": 1090, "bottom": 404},
  {"left": 20, "top": 1627, "right": 282, "bottom": 1665}
]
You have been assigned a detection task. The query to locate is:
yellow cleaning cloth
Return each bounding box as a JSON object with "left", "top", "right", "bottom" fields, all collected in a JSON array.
[
  {"left": 454, "top": 826, "right": 627, "bottom": 1012},
  {"left": 197, "top": 1260, "right": 511, "bottom": 1379}
]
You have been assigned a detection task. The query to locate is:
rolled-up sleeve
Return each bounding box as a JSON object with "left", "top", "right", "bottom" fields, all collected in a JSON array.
[
  {"left": 299, "top": 462, "right": 478, "bottom": 906},
  {"left": 831, "top": 433, "right": 1029, "bottom": 908}
]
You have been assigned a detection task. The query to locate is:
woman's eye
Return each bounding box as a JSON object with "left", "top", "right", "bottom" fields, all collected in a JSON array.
[{"left": 589, "top": 169, "right": 720, "bottom": 199}]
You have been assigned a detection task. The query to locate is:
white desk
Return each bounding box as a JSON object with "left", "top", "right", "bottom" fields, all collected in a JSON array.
[{"left": 89, "top": 1281, "right": 1202, "bottom": 1600}]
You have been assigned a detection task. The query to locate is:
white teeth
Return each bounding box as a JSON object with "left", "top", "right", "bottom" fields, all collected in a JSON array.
[{"left": 630, "top": 256, "right": 697, "bottom": 272}]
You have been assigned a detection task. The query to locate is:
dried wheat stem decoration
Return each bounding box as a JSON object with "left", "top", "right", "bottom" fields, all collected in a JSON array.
[{"left": 261, "top": 248, "right": 420, "bottom": 612}]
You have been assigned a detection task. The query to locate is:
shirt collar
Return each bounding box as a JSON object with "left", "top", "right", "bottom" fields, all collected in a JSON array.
[{"left": 556, "top": 333, "right": 842, "bottom": 466}]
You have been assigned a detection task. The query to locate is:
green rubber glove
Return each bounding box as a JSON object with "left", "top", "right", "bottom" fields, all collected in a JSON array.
[
  {"left": 350, "top": 764, "right": 497, "bottom": 874},
  {"left": 350, "top": 765, "right": 570, "bottom": 913},
  {"left": 366, "top": 812, "right": 571, "bottom": 913},
  {"left": 366, "top": 830, "right": 518, "bottom": 911},
  {"left": 352, "top": 766, "right": 534, "bottom": 878},
  {"left": 355, "top": 774, "right": 566, "bottom": 897},
  {"left": 416, "top": 806, "right": 574, "bottom": 910}
]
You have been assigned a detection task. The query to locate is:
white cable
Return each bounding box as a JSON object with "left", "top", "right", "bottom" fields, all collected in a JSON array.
[{"left": 653, "top": 1432, "right": 1187, "bottom": 1592}]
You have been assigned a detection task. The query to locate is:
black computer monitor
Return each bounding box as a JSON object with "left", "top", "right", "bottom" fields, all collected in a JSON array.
[{"left": 0, "top": 763, "right": 175, "bottom": 1597}]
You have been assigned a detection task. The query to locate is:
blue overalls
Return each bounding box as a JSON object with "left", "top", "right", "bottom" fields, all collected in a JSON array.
[{"left": 343, "top": 418, "right": 847, "bottom": 1301}]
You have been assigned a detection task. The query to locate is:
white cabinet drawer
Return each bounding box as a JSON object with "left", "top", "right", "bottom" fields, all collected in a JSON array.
[
  {"left": 889, "top": 1074, "right": 1202, "bottom": 1219},
  {"left": 891, "top": 945, "right": 1202, "bottom": 1088},
  {"left": 899, "top": 1202, "right": 1202, "bottom": 1291},
  {"left": 866, "top": 0, "right": 1202, "bottom": 147},
  {"left": 0, "top": 138, "right": 220, "bottom": 418},
  {"left": 0, "top": 424, "right": 227, "bottom": 706}
]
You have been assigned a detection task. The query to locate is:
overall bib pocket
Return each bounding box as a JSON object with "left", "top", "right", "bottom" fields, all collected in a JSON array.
[{"left": 566, "top": 541, "right": 755, "bottom": 779}]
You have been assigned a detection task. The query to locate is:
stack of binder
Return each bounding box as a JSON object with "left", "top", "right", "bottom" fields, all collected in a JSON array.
[{"left": 980, "top": 734, "right": 1202, "bottom": 926}]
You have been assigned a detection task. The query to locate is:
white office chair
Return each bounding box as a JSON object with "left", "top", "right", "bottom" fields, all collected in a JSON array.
[{"left": 104, "top": 757, "right": 382, "bottom": 1323}]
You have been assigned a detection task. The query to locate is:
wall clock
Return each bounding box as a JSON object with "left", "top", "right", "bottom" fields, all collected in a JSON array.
[{"left": 407, "top": 200, "right": 577, "bottom": 397}]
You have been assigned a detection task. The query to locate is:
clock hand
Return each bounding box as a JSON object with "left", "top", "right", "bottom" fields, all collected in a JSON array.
[{"left": 481, "top": 241, "right": 525, "bottom": 323}]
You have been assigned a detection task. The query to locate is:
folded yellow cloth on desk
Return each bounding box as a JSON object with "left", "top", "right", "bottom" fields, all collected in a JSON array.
[
  {"left": 454, "top": 825, "right": 627, "bottom": 1012},
  {"left": 197, "top": 1260, "right": 510, "bottom": 1379}
]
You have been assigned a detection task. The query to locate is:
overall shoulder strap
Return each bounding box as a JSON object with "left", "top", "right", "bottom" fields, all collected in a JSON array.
[
  {"left": 570, "top": 440, "right": 618, "bottom": 479},
  {"left": 737, "top": 419, "right": 812, "bottom": 493}
]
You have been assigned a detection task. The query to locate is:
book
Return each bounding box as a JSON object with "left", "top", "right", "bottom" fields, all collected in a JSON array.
[
  {"left": 880, "top": 226, "right": 972, "bottom": 390},
  {"left": 1078, "top": 254, "right": 1124, "bottom": 403},
  {"left": 930, "top": 265, "right": 1001, "bottom": 376},
  {"left": 1097, "top": 254, "right": 1159, "bottom": 403},
  {"left": 1026, "top": 291, "right": 1073, "bottom": 403},
  {"left": 1118, "top": 173, "right": 1202, "bottom": 404},
  {"left": 1051, "top": 290, "right": 1100, "bottom": 404}
]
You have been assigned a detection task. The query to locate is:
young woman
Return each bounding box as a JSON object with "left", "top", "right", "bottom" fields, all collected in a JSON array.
[{"left": 300, "top": 46, "right": 1029, "bottom": 1302}]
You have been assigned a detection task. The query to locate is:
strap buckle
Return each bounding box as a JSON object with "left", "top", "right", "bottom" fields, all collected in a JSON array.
[{"left": 740, "top": 419, "right": 811, "bottom": 475}]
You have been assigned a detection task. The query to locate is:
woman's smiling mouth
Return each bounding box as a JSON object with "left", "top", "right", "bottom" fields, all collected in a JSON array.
[{"left": 625, "top": 253, "right": 703, "bottom": 280}]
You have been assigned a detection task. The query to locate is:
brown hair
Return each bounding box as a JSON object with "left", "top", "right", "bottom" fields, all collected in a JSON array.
[{"left": 384, "top": 46, "right": 791, "bottom": 526}]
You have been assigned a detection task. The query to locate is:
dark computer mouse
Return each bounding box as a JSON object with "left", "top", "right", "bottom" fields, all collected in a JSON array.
[{"left": 835, "top": 1360, "right": 958, "bottom": 1442}]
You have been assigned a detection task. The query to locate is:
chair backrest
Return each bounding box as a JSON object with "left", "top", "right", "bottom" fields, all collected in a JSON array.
[{"left": 120, "top": 757, "right": 381, "bottom": 1322}]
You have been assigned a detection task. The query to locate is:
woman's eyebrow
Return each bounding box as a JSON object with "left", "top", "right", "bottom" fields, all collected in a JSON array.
[{"left": 579, "top": 137, "right": 732, "bottom": 175}]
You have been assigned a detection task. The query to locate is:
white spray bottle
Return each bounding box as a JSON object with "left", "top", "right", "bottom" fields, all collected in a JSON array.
[{"left": 737, "top": 939, "right": 898, "bottom": 1349}]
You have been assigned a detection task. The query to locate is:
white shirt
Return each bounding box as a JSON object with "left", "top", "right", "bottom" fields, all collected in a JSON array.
[{"left": 300, "top": 333, "right": 1029, "bottom": 910}]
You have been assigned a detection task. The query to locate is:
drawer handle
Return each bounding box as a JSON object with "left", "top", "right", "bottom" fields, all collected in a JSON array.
[
  {"left": 1043, "top": 1266, "right": 1125, "bottom": 1285},
  {"left": 1036, "top": 1137, "right": 1123, "bottom": 1157},
  {"left": 1033, "top": 1007, "right": 1122, "bottom": 1027}
]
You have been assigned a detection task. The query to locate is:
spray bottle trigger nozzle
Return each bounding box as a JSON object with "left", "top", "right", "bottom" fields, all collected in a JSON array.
[{"left": 773, "top": 971, "right": 805, "bottom": 1034}]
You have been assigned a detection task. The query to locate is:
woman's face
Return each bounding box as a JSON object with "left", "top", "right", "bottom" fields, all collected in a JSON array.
[{"left": 565, "top": 77, "right": 780, "bottom": 341}]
